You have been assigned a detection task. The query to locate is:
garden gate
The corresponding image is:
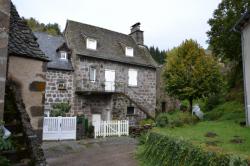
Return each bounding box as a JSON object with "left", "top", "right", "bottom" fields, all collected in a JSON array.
[{"left": 43, "top": 117, "right": 77, "bottom": 140}]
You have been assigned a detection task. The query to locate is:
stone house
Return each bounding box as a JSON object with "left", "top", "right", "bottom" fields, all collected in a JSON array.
[
  {"left": 1, "top": 2, "right": 49, "bottom": 136},
  {"left": 235, "top": 11, "right": 250, "bottom": 126},
  {"left": 36, "top": 21, "right": 158, "bottom": 125}
]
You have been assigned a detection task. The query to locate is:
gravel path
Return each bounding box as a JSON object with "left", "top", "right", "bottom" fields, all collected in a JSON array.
[{"left": 42, "top": 137, "right": 138, "bottom": 166}]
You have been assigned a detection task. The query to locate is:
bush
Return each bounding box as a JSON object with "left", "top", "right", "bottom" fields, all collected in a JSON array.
[
  {"left": 204, "top": 101, "right": 244, "bottom": 121},
  {"left": 168, "top": 111, "right": 198, "bottom": 127},
  {"left": 139, "top": 119, "right": 155, "bottom": 126},
  {"left": 51, "top": 102, "right": 71, "bottom": 117},
  {"left": 0, "top": 156, "right": 11, "bottom": 166},
  {"left": 138, "top": 132, "right": 248, "bottom": 166},
  {"left": 205, "top": 94, "right": 224, "bottom": 112},
  {"left": 180, "top": 100, "right": 189, "bottom": 111},
  {"left": 156, "top": 114, "right": 168, "bottom": 127}
]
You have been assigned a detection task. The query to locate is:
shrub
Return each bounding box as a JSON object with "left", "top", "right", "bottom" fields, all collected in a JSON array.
[
  {"left": 51, "top": 102, "right": 71, "bottom": 117},
  {"left": 87, "top": 125, "right": 94, "bottom": 138},
  {"left": 180, "top": 100, "right": 189, "bottom": 111},
  {"left": 156, "top": 113, "right": 168, "bottom": 127},
  {"left": 139, "top": 119, "right": 155, "bottom": 126},
  {"left": 168, "top": 111, "right": 198, "bottom": 127},
  {"left": 205, "top": 94, "right": 224, "bottom": 112},
  {"left": 0, "top": 156, "right": 11, "bottom": 166},
  {"left": 138, "top": 132, "right": 248, "bottom": 166}
]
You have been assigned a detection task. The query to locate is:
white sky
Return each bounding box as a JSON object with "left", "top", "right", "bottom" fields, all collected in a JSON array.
[{"left": 12, "top": 0, "right": 221, "bottom": 50}]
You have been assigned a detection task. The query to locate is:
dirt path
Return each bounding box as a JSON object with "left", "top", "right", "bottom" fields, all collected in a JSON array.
[{"left": 42, "top": 137, "right": 138, "bottom": 166}]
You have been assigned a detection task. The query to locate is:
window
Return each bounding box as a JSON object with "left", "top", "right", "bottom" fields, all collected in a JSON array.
[
  {"left": 89, "top": 67, "right": 96, "bottom": 82},
  {"left": 60, "top": 51, "right": 67, "bottom": 60},
  {"left": 127, "top": 107, "right": 135, "bottom": 115},
  {"left": 125, "top": 47, "right": 133, "bottom": 57},
  {"left": 86, "top": 38, "right": 97, "bottom": 50},
  {"left": 58, "top": 81, "right": 66, "bottom": 90},
  {"left": 128, "top": 69, "right": 138, "bottom": 86}
]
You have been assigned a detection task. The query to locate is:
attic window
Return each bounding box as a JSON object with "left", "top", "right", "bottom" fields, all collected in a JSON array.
[
  {"left": 125, "top": 47, "right": 134, "bottom": 57},
  {"left": 60, "top": 51, "right": 67, "bottom": 60},
  {"left": 86, "top": 38, "right": 97, "bottom": 50}
]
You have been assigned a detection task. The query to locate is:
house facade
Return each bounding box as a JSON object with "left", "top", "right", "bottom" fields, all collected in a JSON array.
[
  {"left": 235, "top": 11, "right": 250, "bottom": 126},
  {"left": 37, "top": 21, "right": 157, "bottom": 125}
]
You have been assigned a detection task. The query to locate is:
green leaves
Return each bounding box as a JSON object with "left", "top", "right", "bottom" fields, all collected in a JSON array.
[
  {"left": 163, "top": 39, "right": 224, "bottom": 105},
  {"left": 138, "top": 132, "right": 248, "bottom": 166}
]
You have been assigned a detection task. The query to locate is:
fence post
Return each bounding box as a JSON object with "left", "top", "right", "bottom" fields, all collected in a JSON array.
[
  {"left": 103, "top": 121, "right": 106, "bottom": 138},
  {"left": 118, "top": 121, "right": 121, "bottom": 137}
]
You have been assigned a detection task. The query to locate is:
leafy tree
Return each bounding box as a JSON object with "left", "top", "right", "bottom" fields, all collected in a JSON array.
[
  {"left": 163, "top": 39, "right": 224, "bottom": 112},
  {"left": 149, "top": 46, "right": 167, "bottom": 64},
  {"left": 207, "top": 0, "right": 250, "bottom": 87},
  {"left": 24, "top": 17, "right": 61, "bottom": 36}
]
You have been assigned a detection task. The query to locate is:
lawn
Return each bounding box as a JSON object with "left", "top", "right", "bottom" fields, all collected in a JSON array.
[{"left": 152, "top": 101, "right": 250, "bottom": 159}]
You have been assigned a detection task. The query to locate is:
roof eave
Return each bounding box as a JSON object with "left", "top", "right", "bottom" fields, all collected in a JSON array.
[
  {"left": 234, "top": 11, "right": 250, "bottom": 32},
  {"left": 76, "top": 53, "right": 157, "bottom": 69}
]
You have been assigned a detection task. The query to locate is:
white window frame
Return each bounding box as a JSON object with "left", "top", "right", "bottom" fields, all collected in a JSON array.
[
  {"left": 128, "top": 69, "right": 138, "bottom": 86},
  {"left": 89, "top": 67, "right": 96, "bottom": 82},
  {"left": 125, "top": 47, "right": 134, "bottom": 57},
  {"left": 60, "top": 51, "right": 67, "bottom": 60},
  {"left": 86, "top": 38, "right": 97, "bottom": 50}
]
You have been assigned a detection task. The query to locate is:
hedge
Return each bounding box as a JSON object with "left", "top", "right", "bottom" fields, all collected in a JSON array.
[{"left": 139, "top": 132, "right": 248, "bottom": 166}]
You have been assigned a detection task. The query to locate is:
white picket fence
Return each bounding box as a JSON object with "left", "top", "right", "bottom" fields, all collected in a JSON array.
[
  {"left": 94, "top": 120, "right": 129, "bottom": 138},
  {"left": 43, "top": 117, "right": 77, "bottom": 141}
]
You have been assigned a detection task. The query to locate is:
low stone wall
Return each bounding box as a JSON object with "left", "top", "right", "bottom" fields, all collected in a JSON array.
[
  {"left": 129, "top": 124, "right": 153, "bottom": 137},
  {"left": 9, "top": 82, "right": 47, "bottom": 166}
]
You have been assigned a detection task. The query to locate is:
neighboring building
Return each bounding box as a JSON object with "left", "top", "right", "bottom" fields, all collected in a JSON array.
[
  {"left": 37, "top": 21, "right": 158, "bottom": 125},
  {"left": 7, "top": 3, "right": 49, "bottom": 135},
  {"left": 156, "top": 66, "right": 179, "bottom": 112},
  {"left": 235, "top": 11, "right": 250, "bottom": 126}
]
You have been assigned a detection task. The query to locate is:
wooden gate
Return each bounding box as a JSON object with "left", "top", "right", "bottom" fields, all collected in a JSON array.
[
  {"left": 94, "top": 120, "right": 129, "bottom": 138},
  {"left": 43, "top": 117, "right": 77, "bottom": 140}
]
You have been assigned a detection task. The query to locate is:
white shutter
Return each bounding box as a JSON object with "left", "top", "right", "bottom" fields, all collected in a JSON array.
[
  {"left": 89, "top": 67, "right": 96, "bottom": 82},
  {"left": 128, "top": 69, "right": 138, "bottom": 86}
]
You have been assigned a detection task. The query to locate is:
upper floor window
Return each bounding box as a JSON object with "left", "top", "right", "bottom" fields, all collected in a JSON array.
[
  {"left": 89, "top": 67, "right": 96, "bottom": 82},
  {"left": 60, "top": 51, "right": 67, "bottom": 60},
  {"left": 128, "top": 69, "right": 138, "bottom": 86},
  {"left": 86, "top": 38, "right": 97, "bottom": 50},
  {"left": 125, "top": 47, "right": 134, "bottom": 57}
]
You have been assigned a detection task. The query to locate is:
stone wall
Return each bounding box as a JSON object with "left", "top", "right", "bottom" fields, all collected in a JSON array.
[
  {"left": 44, "top": 70, "right": 74, "bottom": 113},
  {"left": 73, "top": 56, "right": 156, "bottom": 124},
  {"left": 7, "top": 56, "right": 46, "bottom": 132},
  {"left": 0, "top": 0, "right": 10, "bottom": 120}
]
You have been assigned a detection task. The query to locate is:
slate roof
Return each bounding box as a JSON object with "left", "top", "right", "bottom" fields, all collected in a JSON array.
[
  {"left": 8, "top": 3, "right": 49, "bottom": 61},
  {"left": 235, "top": 10, "right": 250, "bottom": 31},
  {"left": 34, "top": 32, "right": 74, "bottom": 71},
  {"left": 65, "top": 20, "right": 158, "bottom": 68}
]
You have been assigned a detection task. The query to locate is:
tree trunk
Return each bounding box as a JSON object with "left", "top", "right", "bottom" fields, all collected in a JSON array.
[{"left": 189, "top": 98, "right": 193, "bottom": 112}]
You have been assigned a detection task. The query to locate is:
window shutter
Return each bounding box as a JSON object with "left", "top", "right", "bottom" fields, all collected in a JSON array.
[
  {"left": 90, "top": 67, "right": 96, "bottom": 82},
  {"left": 128, "top": 69, "right": 137, "bottom": 86}
]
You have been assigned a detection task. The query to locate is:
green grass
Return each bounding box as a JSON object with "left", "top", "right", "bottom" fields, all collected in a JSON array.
[{"left": 152, "top": 101, "right": 250, "bottom": 159}]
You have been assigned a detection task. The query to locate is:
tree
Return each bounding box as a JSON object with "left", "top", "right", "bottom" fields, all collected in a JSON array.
[
  {"left": 24, "top": 17, "right": 61, "bottom": 36},
  {"left": 149, "top": 46, "right": 167, "bottom": 64},
  {"left": 163, "top": 39, "right": 224, "bottom": 112},
  {"left": 207, "top": 0, "right": 250, "bottom": 87}
]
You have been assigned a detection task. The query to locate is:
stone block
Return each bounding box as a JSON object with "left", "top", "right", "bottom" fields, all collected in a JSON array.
[{"left": 30, "top": 106, "right": 44, "bottom": 117}]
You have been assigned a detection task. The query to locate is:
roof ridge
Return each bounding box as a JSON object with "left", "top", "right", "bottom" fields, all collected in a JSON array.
[{"left": 67, "top": 19, "right": 132, "bottom": 38}]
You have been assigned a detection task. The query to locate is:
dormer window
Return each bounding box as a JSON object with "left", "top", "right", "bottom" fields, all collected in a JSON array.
[
  {"left": 86, "top": 38, "right": 97, "bottom": 50},
  {"left": 125, "top": 47, "right": 134, "bottom": 57},
  {"left": 60, "top": 51, "right": 67, "bottom": 60}
]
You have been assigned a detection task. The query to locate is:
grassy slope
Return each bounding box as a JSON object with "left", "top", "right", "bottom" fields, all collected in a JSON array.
[{"left": 153, "top": 101, "right": 250, "bottom": 159}]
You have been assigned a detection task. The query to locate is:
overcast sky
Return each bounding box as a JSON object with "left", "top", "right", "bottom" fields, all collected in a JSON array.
[{"left": 12, "top": 0, "right": 221, "bottom": 50}]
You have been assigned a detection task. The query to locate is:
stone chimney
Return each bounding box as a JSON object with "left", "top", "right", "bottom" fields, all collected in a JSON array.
[{"left": 129, "top": 22, "right": 144, "bottom": 45}]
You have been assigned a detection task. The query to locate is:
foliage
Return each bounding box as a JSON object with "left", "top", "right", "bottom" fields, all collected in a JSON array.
[
  {"left": 207, "top": 0, "right": 250, "bottom": 87},
  {"left": 0, "top": 156, "right": 11, "bottom": 166},
  {"left": 138, "top": 133, "right": 149, "bottom": 145},
  {"left": 163, "top": 39, "right": 224, "bottom": 111},
  {"left": 51, "top": 102, "right": 71, "bottom": 117},
  {"left": 149, "top": 46, "right": 167, "bottom": 64},
  {"left": 167, "top": 111, "right": 198, "bottom": 127},
  {"left": 156, "top": 113, "right": 168, "bottom": 127},
  {"left": 204, "top": 94, "right": 225, "bottom": 112},
  {"left": 0, "top": 122, "right": 13, "bottom": 151},
  {"left": 87, "top": 125, "right": 94, "bottom": 138},
  {"left": 180, "top": 100, "right": 189, "bottom": 111},
  {"left": 24, "top": 17, "right": 61, "bottom": 36},
  {"left": 139, "top": 119, "right": 155, "bottom": 126},
  {"left": 204, "top": 101, "right": 244, "bottom": 121},
  {"left": 138, "top": 132, "right": 248, "bottom": 166}
]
